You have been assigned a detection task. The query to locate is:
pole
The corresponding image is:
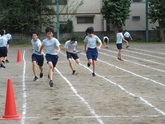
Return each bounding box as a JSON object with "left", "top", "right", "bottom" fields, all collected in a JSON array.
[
  {"left": 146, "top": 0, "right": 148, "bottom": 42},
  {"left": 56, "top": 0, "right": 60, "bottom": 40}
]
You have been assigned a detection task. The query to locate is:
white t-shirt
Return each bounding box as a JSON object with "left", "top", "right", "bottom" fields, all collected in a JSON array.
[
  {"left": 31, "top": 39, "right": 43, "bottom": 55},
  {"left": 5, "top": 33, "right": 12, "bottom": 41},
  {"left": 116, "top": 32, "right": 124, "bottom": 44},
  {"left": 42, "top": 37, "right": 60, "bottom": 55},
  {"left": 64, "top": 40, "right": 77, "bottom": 52},
  {"left": 103, "top": 36, "right": 109, "bottom": 42},
  {"left": 0, "top": 35, "right": 7, "bottom": 47},
  {"left": 124, "top": 32, "right": 130, "bottom": 38},
  {"left": 84, "top": 35, "right": 102, "bottom": 48}
]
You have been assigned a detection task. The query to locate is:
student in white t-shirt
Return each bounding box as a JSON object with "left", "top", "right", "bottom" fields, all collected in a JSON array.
[
  {"left": 124, "top": 30, "right": 132, "bottom": 48},
  {"left": 64, "top": 37, "right": 80, "bottom": 75},
  {"left": 40, "top": 27, "right": 61, "bottom": 87},
  {"left": 31, "top": 32, "right": 44, "bottom": 81},
  {"left": 116, "top": 28, "right": 128, "bottom": 61},
  {"left": 84, "top": 27, "right": 102, "bottom": 77},
  {"left": 103, "top": 35, "right": 109, "bottom": 48}
]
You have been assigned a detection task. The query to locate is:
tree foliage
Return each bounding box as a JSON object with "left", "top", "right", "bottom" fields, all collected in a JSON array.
[
  {"left": 0, "top": 0, "right": 55, "bottom": 33},
  {"left": 101, "top": 0, "right": 131, "bottom": 31},
  {"left": 148, "top": 0, "right": 165, "bottom": 41}
]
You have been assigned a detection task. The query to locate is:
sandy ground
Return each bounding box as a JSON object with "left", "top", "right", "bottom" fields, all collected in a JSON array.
[{"left": 0, "top": 43, "right": 165, "bottom": 124}]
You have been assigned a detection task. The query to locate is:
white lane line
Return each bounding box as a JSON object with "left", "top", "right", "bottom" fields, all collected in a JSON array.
[
  {"left": 130, "top": 47, "right": 165, "bottom": 56},
  {"left": 123, "top": 48, "right": 165, "bottom": 60},
  {"left": 102, "top": 49, "right": 165, "bottom": 66},
  {"left": 21, "top": 50, "right": 27, "bottom": 124},
  {"left": 22, "top": 114, "right": 161, "bottom": 119},
  {"left": 55, "top": 68, "right": 104, "bottom": 124},
  {"left": 60, "top": 52, "right": 165, "bottom": 116},
  {"left": 99, "top": 51, "right": 165, "bottom": 73},
  {"left": 98, "top": 58, "right": 165, "bottom": 87}
]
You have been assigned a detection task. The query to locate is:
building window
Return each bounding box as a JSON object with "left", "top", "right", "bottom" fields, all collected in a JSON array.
[
  {"left": 45, "top": 0, "right": 67, "bottom": 5},
  {"left": 132, "top": 0, "right": 145, "bottom": 2},
  {"left": 132, "top": 16, "right": 140, "bottom": 21},
  {"left": 77, "top": 16, "right": 94, "bottom": 24}
]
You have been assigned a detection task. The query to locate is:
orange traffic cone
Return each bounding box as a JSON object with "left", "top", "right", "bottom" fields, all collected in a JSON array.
[
  {"left": 17, "top": 48, "right": 22, "bottom": 63},
  {"left": 0, "top": 79, "right": 21, "bottom": 120}
]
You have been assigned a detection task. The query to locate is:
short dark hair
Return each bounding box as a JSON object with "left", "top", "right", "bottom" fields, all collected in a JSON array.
[
  {"left": 0, "top": 30, "right": 5, "bottom": 36},
  {"left": 119, "top": 28, "right": 123, "bottom": 32},
  {"left": 85, "top": 27, "right": 94, "bottom": 34},
  {"left": 31, "top": 32, "right": 38, "bottom": 37},
  {"left": 71, "top": 37, "right": 76, "bottom": 41},
  {"left": 45, "top": 27, "right": 54, "bottom": 33}
]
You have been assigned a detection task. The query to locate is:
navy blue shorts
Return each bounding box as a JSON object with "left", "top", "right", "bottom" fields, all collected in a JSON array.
[
  {"left": 66, "top": 52, "right": 79, "bottom": 60},
  {"left": 124, "top": 37, "right": 130, "bottom": 42},
  {"left": 46, "top": 54, "right": 59, "bottom": 67},
  {"left": 32, "top": 54, "right": 44, "bottom": 66},
  {"left": 7, "top": 40, "right": 11, "bottom": 44},
  {"left": 0, "top": 47, "right": 7, "bottom": 57},
  {"left": 116, "top": 43, "right": 122, "bottom": 50},
  {"left": 86, "top": 47, "right": 98, "bottom": 60}
]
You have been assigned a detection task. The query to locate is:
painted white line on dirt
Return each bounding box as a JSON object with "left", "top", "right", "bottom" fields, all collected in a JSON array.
[
  {"left": 123, "top": 48, "right": 165, "bottom": 60},
  {"left": 130, "top": 47, "right": 165, "bottom": 56},
  {"left": 98, "top": 58, "right": 165, "bottom": 87},
  {"left": 21, "top": 50, "right": 27, "bottom": 124},
  {"left": 55, "top": 68, "right": 104, "bottom": 124},
  {"left": 78, "top": 52, "right": 165, "bottom": 115},
  {"left": 99, "top": 51, "right": 165, "bottom": 73},
  {"left": 102, "top": 49, "right": 165, "bottom": 66}
]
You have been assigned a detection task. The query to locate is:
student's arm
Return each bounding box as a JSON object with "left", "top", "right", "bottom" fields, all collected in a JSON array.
[
  {"left": 97, "top": 42, "right": 102, "bottom": 50},
  {"left": 54, "top": 46, "right": 60, "bottom": 53},
  {"left": 39, "top": 45, "right": 43, "bottom": 53},
  {"left": 84, "top": 42, "right": 87, "bottom": 53},
  {"left": 66, "top": 48, "right": 76, "bottom": 54},
  {"left": 122, "top": 38, "right": 128, "bottom": 43}
]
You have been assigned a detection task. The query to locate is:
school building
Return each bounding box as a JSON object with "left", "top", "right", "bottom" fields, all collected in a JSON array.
[{"left": 47, "top": 0, "right": 158, "bottom": 32}]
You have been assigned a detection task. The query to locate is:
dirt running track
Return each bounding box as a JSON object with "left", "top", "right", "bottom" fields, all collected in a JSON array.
[{"left": 0, "top": 43, "right": 165, "bottom": 124}]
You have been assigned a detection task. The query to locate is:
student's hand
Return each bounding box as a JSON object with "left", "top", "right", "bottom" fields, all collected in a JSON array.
[
  {"left": 97, "top": 46, "right": 101, "bottom": 51},
  {"left": 54, "top": 49, "right": 60, "bottom": 53}
]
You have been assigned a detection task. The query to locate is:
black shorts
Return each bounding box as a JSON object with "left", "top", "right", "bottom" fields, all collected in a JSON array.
[
  {"left": 66, "top": 52, "right": 79, "bottom": 60},
  {"left": 32, "top": 54, "right": 44, "bottom": 67},
  {"left": 46, "top": 54, "right": 59, "bottom": 67},
  {"left": 116, "top": 43, "right": 122, "bottom": 50},
  {"left": 0, "top": 47, "right": 7, "bottom": 57}
]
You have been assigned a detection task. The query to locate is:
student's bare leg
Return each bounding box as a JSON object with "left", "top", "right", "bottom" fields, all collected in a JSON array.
[
  {"left": 32, "top": 61, "right": 37, "bottom": 77},
  {"left": 75, "top": 59, "right": 80, "bottom": 64},
  {"left": 48, "top": 62, "right": 54, "bottom": 80},
  {"left": 68, "top": 58, "right": 74, "bottom": 71},
  {"left": 92, "top": 60, "right": 96, "bottom": 73},
  {"left": 118, "top": 49, "right": 122, "bottom": 59}
]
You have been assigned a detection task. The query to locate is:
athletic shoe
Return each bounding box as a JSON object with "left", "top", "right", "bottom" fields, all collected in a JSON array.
[
  {"left": 0, "top": 63, "right": 6, "bottom": 68},
  {"left": 117, "top": 58, "right": 124, "bottom": 61},
  {"left": 126, "top": 45, "right": 129, "bottom": 48},
  {"left": 92, "top": 72, "right": 96, "bottom": 77},
  {"left": 49, "top": 80, "right": 53, "bottom": 87},
  {"left": 2, "top": 61, "right": 5, "bottom": 65},
  {"left": 87, "top": 63, "right": 90, "bottom": 67},
  {"left": 33, "top": 76, "right": 38, "bottom": 81},
  {"left": 6, "top": 59, "right": 9, "bottom": 63},
  {"left": 40, "top": 72, "right": 43, "bottom": 78},
  {"left": 72, "top": 70, "right": 76, "bottom": 75}
]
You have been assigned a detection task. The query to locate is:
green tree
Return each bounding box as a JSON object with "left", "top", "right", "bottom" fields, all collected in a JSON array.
[
  {"left": 101, "top": 0, "right": 131, "bottom": 33},
  {"left": 148, "top": 0, "right": 165, "bottom": 42},
  {"left": 0, "top": 0, "right": 55, "bottom": 33}
]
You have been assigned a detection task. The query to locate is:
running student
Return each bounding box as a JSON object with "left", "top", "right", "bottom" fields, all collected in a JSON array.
[
  {"left": 116, "top": 28, "right": 128, "bottom": 61},
  {"left": 124, "top": 30, "right": 132, "bottom": 48},
  {"left": 103, "top": 35, "right": 109, "bottom": 48},
  {"left": 84, "top": 27, "right": 102, "bottom": 76},
  {"left": 31, "top": 32, "right": 44, "bottom": 81},
  {"left": 64, "top": 37, "right": 80, "bottom": 75},
  {"left": 0, "top": 30, "right": 7, "bottom": 68},
  {"left": 40, "top": 27, "right": 61, "bottom": 87}
]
